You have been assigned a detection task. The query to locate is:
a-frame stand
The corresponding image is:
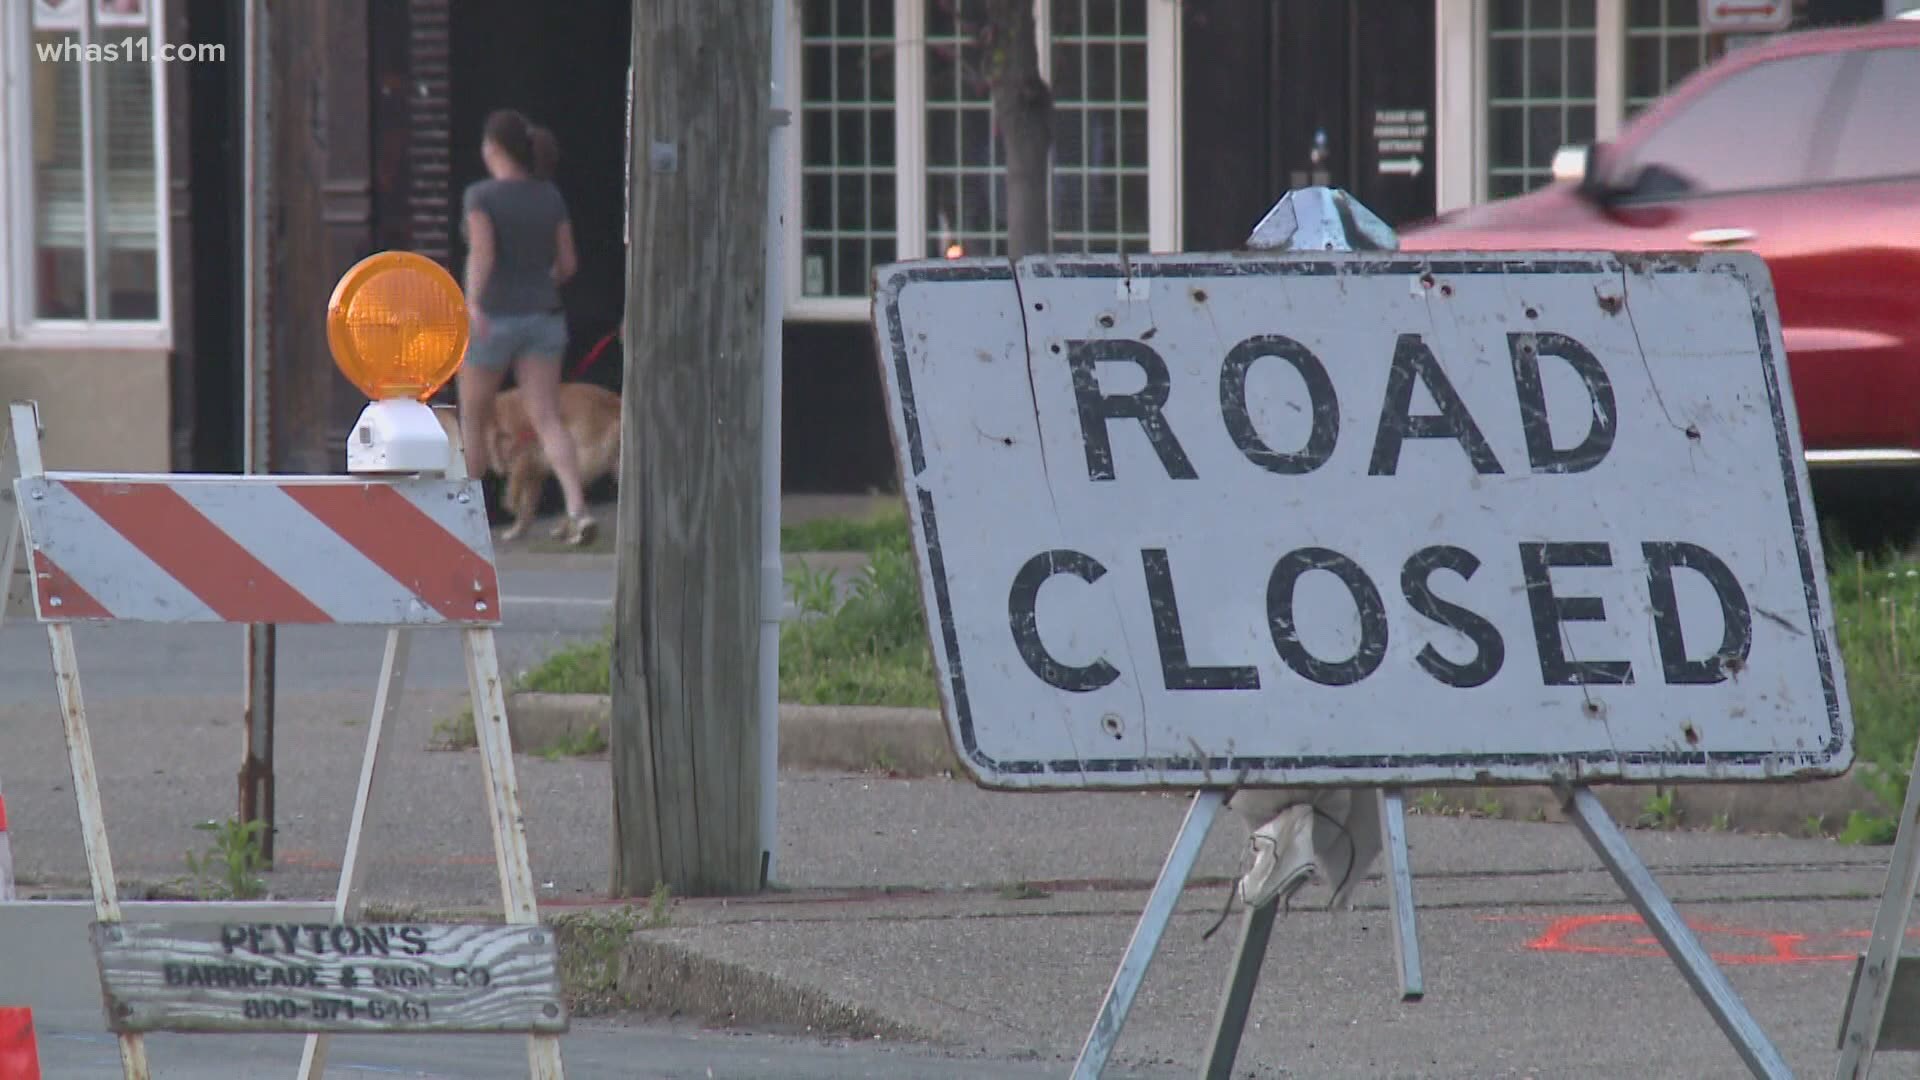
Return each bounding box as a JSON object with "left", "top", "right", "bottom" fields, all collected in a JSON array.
[
  {"left": 1, "top": 401, "right": 566, "bottom": 1080},
  {"left": 1068, "top": 781, "right": 1793, "bottom": 1079},
  {"left": 1834, "top": 728, "right": 1920, "bottom": 1078}
]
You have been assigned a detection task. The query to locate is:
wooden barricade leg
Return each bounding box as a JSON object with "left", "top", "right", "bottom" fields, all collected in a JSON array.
[
  {"left": 11, "top": 402, "right": 151, "bottom": 1080},
  {"left": 464, "top": 627, "right": 565, "bottom": 1079},
  {"left": 296, "top": 628, "right": 412, "bottom": 1080},
  {"left": 49, "top": 626, "right": 149, "bottom": 1080}
]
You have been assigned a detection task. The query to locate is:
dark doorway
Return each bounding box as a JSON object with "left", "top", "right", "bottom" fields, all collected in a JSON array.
[
  {"left": 449, "top": 0, "right": 633, "bottom": 393},
  {"left": 1183, "top": 1, "right": 1436, "bottom": 248}
]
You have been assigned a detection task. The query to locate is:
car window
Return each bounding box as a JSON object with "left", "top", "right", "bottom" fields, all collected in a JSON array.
[
  {"left": 1827, "top": 47, "right": 1920, "bottom": 183},
  {"left": 1613, "top": 51, "right": 1847, "bottom": 199}
]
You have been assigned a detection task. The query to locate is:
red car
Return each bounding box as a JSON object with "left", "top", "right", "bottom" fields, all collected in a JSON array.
[{"left": 1398, "top": 18, "right": 1920, "bottom": 474}]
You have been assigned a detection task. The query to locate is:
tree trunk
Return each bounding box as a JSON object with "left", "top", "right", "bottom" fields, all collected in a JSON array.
[
  {"left": 611, "top": 2, "right": 770, "bottom": 897},
  {"left": 987, "top": 0, "right": 1052, "bottom": 259}
]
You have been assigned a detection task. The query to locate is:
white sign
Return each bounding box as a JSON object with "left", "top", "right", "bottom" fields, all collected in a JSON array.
[
  {"left": 872, "top": 252, "right": 1851, "bottom": 790},
  {"left": 1700, "top": 0, "right": 1792, "bottom": 32}
]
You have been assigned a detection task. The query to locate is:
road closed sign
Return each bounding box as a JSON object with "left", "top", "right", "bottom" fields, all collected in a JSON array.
[{"left": 872, "top": 252, "right": 1851, "bottom": 790}]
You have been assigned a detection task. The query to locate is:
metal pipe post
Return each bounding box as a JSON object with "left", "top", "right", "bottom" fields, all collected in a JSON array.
[
  {"left": 1073, "top": 789, "right": 1226, "bottom": 1079},
  {"left": 757, "top": 0, "right": 790, "bottom": 888},
  {"left": 1564, "top": 785, "right": 1790, "bottom": 1079},
  {"left": 238, "top": 0, "right": 277, "bottom": 864},
  {"left": 1200, "top": 897, "right": 1279, "bottom": 1079},
  {"left": 1381, "top": 788, "right": 1424, "bottom": 1000}
]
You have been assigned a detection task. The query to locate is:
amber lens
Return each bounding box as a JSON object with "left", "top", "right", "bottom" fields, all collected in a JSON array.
[{"left": 327, "top": 253, "right": 469, "bottom": 401}]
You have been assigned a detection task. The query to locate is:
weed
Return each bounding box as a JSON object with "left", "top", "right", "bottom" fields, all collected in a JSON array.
[
  {"left": 434, "top": 707, "right": 478, "bottom": 750},
  {"left": 182, "top": 816, "right": 268, "bottom": 900},
  {"left": 1637, "top": 789, "right": 1680, "bottom": 830},
  {"left": 1526, "top": 807, "right": 1548, "bottom": 823},
  {"left": 999, "top": 882, "right": 1050, "bottom": 901},
  {"left": 552, "top": 906, "right": 644, "bottom": 1016},
  {"left": 519, "top": 636, "right": 612, "bottom": 696},
  {"left": 646, "top": 882, "right": 673, "bottom": 929},
  {"left": 1474, "top": 792, "right": 1503, "bottom": 819},
  {"left": 1803, "top": 814, "right": 1828, "bottom": 839},
  {"left": 1709, "top": 812, "right": 1732, "bottom": 832},
  {"left": 542, "top": 725, "right": 609, "bottom": 761},
  {"left": 779, "top": 535, "right": 939, "bottom": 708},
  {"left": 1412, "top": 790, "right": 1447, "bottom": 816},
  {"left": 1839, "top": 811, "right": 1899, "bottom": 846}
]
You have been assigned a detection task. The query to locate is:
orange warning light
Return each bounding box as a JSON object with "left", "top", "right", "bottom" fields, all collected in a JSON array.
[{"left": 326, "top": 252, "right": 470, "bottom": 402}]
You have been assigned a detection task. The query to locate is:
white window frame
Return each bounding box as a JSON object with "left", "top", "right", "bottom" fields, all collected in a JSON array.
[
  {"left": 1438, "top": 0, "right": 1711, "bottom": 213},
  {"left": 782, "top": 0, "right": 1182, "bottom": 322},
  {"left": 2, "top": 0, "right": 174, "bottom": 349}
]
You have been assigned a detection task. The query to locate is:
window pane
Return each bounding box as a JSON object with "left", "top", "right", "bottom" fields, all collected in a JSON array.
[
  {"left": 1049, "top": 3, "right": 1150, "bottom": 254},
  {"left": 1828, "top": 48, "right": 1920, "bottom": 183},
  {"left": 1616, "top": 53, "right": 1846, "bottom": 195},
  {"left": 32, "top": 29, "right": 88, "bottom": 319},
  {"left": 799, "top": 0, "right": 896, "bottom": 299},
  {"left": 96, "top": 35, "right": 160, "bottom": 320}
]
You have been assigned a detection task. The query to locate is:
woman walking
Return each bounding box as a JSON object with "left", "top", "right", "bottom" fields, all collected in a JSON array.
[{"left": 457, "top": 108, "right": 596, "bottom": 544}]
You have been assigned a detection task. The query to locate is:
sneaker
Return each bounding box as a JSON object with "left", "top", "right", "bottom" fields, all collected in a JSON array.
[
  {"left": 1237, "top": 803, "right": 1324, "bottom": 910},
  {"left": 561, "top": 513, "right": 598, "bottom": 547}
]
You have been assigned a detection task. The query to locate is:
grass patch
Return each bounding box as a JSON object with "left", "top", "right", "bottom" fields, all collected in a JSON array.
[
  {"left": 781, "top": 503, "right": 909, "bottom": 554},
  {"left": 1830, "top": 542, "right": 1920, "bottom": 839},
  {"left": 519, "top": 636, "right": 613, "bottom": 696},
  {"left": 779, "top": 530, "right": 939, "bottom": 709}
]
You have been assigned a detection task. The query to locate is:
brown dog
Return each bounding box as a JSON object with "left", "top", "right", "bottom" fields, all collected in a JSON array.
[{"left": 441, "top": 382, "right": 623, "bottom": 540}]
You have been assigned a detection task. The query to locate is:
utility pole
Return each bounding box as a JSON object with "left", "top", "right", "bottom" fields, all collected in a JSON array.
[
  {"left": 239, "top": 0, "right": 277, "bottom": 864},
  {"left": 612, "top": 1, "right": 771, "bottom": 897}
]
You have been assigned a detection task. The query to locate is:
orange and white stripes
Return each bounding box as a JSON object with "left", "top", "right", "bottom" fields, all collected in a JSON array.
[{"left": 14, "top": 474, "right": 501, "bottom": 627}]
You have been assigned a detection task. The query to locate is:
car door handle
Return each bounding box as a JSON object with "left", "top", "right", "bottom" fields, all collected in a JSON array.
[{"left": 1689, "top": 227, "right": 1757, "bottom": 246}]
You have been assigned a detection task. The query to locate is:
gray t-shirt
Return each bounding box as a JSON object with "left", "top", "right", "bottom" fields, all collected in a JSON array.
[{"left": 461, "top": 178, "right": 569, "bottom": 316}]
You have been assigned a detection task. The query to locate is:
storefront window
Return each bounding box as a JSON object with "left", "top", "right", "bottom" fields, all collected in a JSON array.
[
  {"left": 1625, "top": 0, "right": 1722, "bottom": 118},
  {"left": 799, "top": 0, "right": 897, "bottom": 299},
  {"left": 924, "top": 0, "right": 1006, "bottom": 258},
  {"left": 20, "top": 0, "right": 164, "bottom": 325},
  {"left": 1049, "top": 0, "right": 1151, "bottom": 254},
  {"left": 1486, "top": 0, "right": 1598, "bottom": 197}
]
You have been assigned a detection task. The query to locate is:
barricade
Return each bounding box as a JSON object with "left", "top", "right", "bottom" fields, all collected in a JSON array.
[
  {"left": 0, "top": 252, "right": 568, "bottom": 1080},
  {"left": 870, "top": 188, "right": 1853, "bottom": 1079}
]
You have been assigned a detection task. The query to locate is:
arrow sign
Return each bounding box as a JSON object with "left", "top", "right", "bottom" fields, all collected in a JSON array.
[
  {"left": 1700, "top": 0, "right": 1789, "bottom": 31},
  {"left": 1379, "top": 156, "right": 1423, "bottom": 178}
]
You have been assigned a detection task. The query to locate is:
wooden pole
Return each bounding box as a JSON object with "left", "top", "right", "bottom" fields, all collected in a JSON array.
[{"left": 612, "top": 0, "right": 771, "bottom": 897}]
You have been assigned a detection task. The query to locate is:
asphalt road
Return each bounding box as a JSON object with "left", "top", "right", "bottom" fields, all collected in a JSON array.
[{"left": 33, "top": 1013, "right": 1171, "bottom": 1079}]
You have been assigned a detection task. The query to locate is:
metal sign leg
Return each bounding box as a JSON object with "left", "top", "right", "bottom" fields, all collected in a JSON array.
[
  {"left": 1073, "top": 789, "right": 1226, "bottom": 1080},
  {"left": 1381, "top": 788, "right": 1424, "bottom": 1001},
  {"left": 297, "top": 627, "right": 412, "bottom": 1080},
  {"left": 1834, "top": 715, "right": 1920, "bottom": 1079},
  {"left": 1563, "top": 785, "right": 1790, "bottom": 1079},
  {"left": 1200, "top": 895, "right": 1278, "bottom": 1079}
]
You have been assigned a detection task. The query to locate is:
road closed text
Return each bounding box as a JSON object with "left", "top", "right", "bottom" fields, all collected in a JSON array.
[{"left": 1011, "top": 327, "right": 1751, "bottom": 694}]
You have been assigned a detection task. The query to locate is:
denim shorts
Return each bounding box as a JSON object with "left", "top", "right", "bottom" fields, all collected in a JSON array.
[{"left": 466, "top": 310, "right": 567, "bottom": 372}]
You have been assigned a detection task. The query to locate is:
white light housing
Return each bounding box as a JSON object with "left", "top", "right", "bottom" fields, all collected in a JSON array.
[{"left": 347, "top": 398, "right": 452, "bottom": 475}]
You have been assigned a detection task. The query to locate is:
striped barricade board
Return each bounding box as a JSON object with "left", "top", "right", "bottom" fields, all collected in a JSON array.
[
  {"left": 13, "top": 474, "right": 502, "bottom": 627},
  {"left": 0, "top": 402, "right": 567, "bottom": 1080}
]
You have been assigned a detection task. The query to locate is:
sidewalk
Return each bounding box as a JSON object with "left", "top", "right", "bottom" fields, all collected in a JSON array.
[{"left": 0, "top": 683, "right": 1898, "bottom": 1076}]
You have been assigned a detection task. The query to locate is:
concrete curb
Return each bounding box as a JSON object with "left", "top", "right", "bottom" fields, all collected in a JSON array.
[
  {"left": 611, "top": 934, "right": 927, "bottom": 1042},
  {"left": 503, "top": 694, "right": 960, "bottom": 776},
  {"left": 500, "top": 693, "right": 1891, "bottom": 836}
]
